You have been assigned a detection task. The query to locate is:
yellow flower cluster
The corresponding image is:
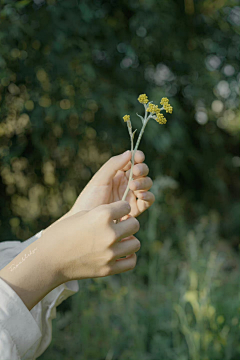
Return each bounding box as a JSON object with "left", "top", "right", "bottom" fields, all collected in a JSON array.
[
  {"left": 123, "top": 94, "right": 171, "bottom": 126},
  {"left": 160, "top": 97, "right": 173, "bottom": 114},
  {"left": 123, "top": 114, "right": 130, "bottom": 122},
  {"left": 146, "top": 100, "right": 169, "bottom": 124},
  {"left": 138, "top": 94, "right": 149, "bottom": 104},
  {"left": 146, "top": 103, "right": 160, "bottom": 114},
  {"left": 156, "top": 113, "right": 167, "bottom": 125}
]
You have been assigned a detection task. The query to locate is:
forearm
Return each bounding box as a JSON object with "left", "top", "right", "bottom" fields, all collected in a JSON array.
[{"left": 0, "top": 235, "right": 61, "bottom": 311}]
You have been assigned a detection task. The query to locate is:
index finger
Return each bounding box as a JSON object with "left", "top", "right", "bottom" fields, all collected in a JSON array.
[{"left": 102, "top": 201, "right": 131, "bottom": 221}]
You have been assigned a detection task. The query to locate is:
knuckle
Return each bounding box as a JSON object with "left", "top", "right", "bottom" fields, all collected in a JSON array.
[
  {"left": 147, "top": 177, "right": 153, "bottom": 187},
  {"left": 130, "top": 254, "right": 137, "bottom": 269},
  {"left": 134, "top": 239, "right": 141, "bottom": 251},
  {"left": 136, "top": 150, "right": 145, "bottom": 161},
  {"left": 132, "top": 218, "right": 140, "bottom": 233},
  {"left": 134, "top": 164, "right": 142, "bottom": 176},
  {"left": 105, "top": 249, "right": 115, "bottom": 263},
  {"left": 123, "top": 201, "right": 131, "bottom": 213},
  {"left": 100, "top": 265, "right": 112, "bottom": 277}
]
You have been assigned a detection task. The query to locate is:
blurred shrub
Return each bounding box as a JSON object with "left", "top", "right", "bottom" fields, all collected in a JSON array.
[
  {"left": 0, "top": 0, "right": 240, "bottom": 359},
  {"left": 40, "top": 185, "right": 240, "bottom": 360},
  {"left": 0, "top": 0, "right": 239, "bottom": 242}
]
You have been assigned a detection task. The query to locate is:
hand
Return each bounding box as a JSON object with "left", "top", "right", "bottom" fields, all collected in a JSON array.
[
  {"left": 42, "top": 201, "right": 141, "bottom": 282},
  {"left": 68, "top": 150, "right": 155, "bottom": 219}
]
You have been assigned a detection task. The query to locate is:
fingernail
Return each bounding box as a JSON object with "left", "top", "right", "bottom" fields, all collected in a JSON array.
[{"left": 123, "top": 150, "right": 130, "bottom": 156}]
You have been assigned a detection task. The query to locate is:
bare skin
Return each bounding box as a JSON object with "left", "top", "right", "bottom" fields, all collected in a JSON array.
[
  {"left": 0, "top": 151, "right": 155, "bottom": 311},
  {"left": 52, "top": 150, "right": 155, "bottom": 225},
  {"left": 0, "top": 201, "right": 140, "bottom": 310}
]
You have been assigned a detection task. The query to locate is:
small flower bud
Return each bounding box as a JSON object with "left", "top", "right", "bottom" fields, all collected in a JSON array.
[{"left": 123, "top": 115, "right": 130, "bottom": 122}]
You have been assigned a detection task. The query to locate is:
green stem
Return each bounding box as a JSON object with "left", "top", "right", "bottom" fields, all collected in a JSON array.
[
  {"left": 118, "top": 102, "right": 166, "bottom": 220},
  {"left": 122, "top": 118, "right": 149, "bottom": 201}
]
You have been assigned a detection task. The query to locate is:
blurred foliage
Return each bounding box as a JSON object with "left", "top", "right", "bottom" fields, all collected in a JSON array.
[
  {"left": 0, "top": 0, "right": 240, "bottom": 359},
  {"left": 42, "top": 206, "right": 240, "bottom": 360}
]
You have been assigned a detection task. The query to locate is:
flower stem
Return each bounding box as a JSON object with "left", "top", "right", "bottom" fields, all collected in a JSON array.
[{"left": 121, "top": 118, "right": 148, "bottom": 201}]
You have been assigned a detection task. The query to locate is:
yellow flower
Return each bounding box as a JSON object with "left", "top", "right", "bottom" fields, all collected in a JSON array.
[
  {"left": 160, "top": 97, "right": 169, "bottom": 106},
  {"left": 146, "top": 103, "right": 155, "bottom": 113},
  {"left": 123, "top": 114, "right": 130, "bottom": 122},
  {"left": 165, "top": 104, "right": 173, "bottom": 113},
  {"left": 156, "top": 113, "right": 167, "bottom": 125},
  {"left": 147, "top": 103, "right": 160, "bottom": 114},
  {"left": 160, "top": 97, "right": 173, "bottom": 113},
  {"left": 138, "top": 94, "right": 149, "bottom": 104}
]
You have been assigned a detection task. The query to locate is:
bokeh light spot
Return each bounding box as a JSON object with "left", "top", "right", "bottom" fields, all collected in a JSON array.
[
  {"left": 211, "top": 100, "right": 224, "bottom": 113},
  {"left": 25, "top": 100, "right": 34, "bottom": 111},
  {"left": 60, "top": 99, "right": 71, "bottom": 109}
]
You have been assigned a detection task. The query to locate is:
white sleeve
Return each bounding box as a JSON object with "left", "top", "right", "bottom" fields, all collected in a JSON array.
[
  {"left": 0, "top": 230, "right": 79, "bottom": 360},
  {"left": 0, "top": 277, "right": 42, "bottom": 360}
]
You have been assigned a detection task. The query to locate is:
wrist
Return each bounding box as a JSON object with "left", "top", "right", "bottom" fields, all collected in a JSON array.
[
  {"left": 0, "top": 235, "right": 62, "bottom": 310},
  {"left": 41, "top": 210, "right": 72, "bottom": 237}
]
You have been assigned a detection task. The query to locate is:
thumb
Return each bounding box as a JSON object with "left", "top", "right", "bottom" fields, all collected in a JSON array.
[{"left": 91, "top": 150, "right": 132, "bottom": 185}]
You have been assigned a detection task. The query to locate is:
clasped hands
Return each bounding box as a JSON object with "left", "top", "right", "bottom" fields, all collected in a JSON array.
[
  {"left": 69, "top": 149, "right": 155, "bottom": 218},
  {"left": 42, "top": 150, "right": 155, "bottom": 282}
]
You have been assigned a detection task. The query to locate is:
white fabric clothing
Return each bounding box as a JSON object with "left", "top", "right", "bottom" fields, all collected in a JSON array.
[{"left": 0, "top": 230, "right": 79, "bottom": 360}]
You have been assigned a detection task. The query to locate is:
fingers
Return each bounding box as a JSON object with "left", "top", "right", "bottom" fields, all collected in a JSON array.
[
  {"left": 133, "top": 150, "right": 145, "bottom": 163},
  {"left": 128, "top": 175, "right": 155, "bottom": 217},
  {"left": 96, "top": 201, "right": 131, "bottom": 222},
  {"left": 121, "top": 150, "right": 145, "bottom": 171},
  {"left": 135, "top": 190, "right": 155, "bottom": 216},
  {"left": 110, "top": 253, "right": 137, "bottom": 274},
  {"left": 91, "top": 151, "right": 132, "bottom": 185},
  {"left": 129, "top": 176, "right": 153, "bottom": 192},
  {"left": 136, "top": 191, "right": 155, "bottom": 204},
  {"left": 114, "top": 216, "right": 140, "bottom": 240},
  {"left": 111, "top": 236, "right": 141, "bottom": 259},
  {"left": 125, "top": 163, "right": 149, "bottom": 180},
  {"left": 127, "top": 190, "right": 155, "bottom": 217},
  {"left": 90, "top": 149, "right": 146, "bottom": 186}
]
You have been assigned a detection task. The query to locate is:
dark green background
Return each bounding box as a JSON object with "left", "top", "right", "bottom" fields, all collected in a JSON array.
[{"left": 0, "top": 0, "right": 240, "bottom": 359}]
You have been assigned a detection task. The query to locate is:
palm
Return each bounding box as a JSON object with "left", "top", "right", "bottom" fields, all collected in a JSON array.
[
  {"left": 71, "top": 170, "right": 141, "bottom": 218},
  {"left": 69, "top": 151, "right": 154, "bottom": 220}
]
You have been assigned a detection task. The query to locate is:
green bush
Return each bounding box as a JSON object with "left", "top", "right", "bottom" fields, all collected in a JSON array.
[
  {"left": 40, "top": 185, "right": 240, "bottom": 359},
  {"left": 0, "top": 1, "right": 239, "bottom": 359}
]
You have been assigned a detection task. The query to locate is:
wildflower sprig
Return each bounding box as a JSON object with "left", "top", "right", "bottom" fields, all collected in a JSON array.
[{"left": 121, "top": 93, "right": 173, "bottom": 204}]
